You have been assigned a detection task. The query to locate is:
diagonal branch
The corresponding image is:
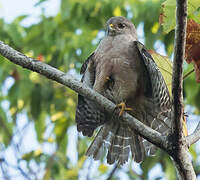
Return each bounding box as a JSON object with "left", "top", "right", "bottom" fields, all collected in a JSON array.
[{"left": 0, "top": 40, "right": 169, "bottom": 151}]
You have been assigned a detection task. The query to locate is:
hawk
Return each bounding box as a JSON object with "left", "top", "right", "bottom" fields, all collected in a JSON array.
[{"left": 76, "top": 16, "right": 172, "bottom": 164}]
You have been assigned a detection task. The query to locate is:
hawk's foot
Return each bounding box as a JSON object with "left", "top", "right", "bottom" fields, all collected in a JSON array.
[
  {"left": 116, "top": 102, "right": 132, "bottom": 116},
  {"left": 105, "top": 76, "right": 110, "bottom": 82}
]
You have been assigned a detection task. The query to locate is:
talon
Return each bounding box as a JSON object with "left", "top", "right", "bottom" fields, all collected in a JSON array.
[
  {"left": 116, "top": 102, "right": 132, "bottom": 116},
  {"left": 105, "top": 76, "right": 110, "bottom": 81}
]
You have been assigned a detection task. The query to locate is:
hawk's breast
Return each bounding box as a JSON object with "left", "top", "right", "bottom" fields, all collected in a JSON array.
[{"left": 93, "top": 34, "right": 140, "bottom": 103}]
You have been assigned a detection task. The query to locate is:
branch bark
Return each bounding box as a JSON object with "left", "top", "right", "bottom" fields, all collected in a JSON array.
[
  {"left": 0, "top": 41, "right": 169, "bottom": 151},
  {"left": 171, "top": 0, "right": 196, "bottom": 179},
  {"left": 172, "top": 0, "right": 187, "bottom": 144}
]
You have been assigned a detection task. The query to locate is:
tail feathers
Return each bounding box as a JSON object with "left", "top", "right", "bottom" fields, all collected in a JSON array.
[
  {"left": 131, "top": 133, "right": 146, "bottom": 163},
  {"left": 86, "top": 126, "right": 109, "bottom": 160},
  {"left": 142, "top": 140, "right": 157, "bottom": 156},
  {"left": 86, "top": 106, "right": 173, "bottom": 164},
  {"left": 107, "top": 124, "right": 130, "bottom": 164},
  {"left": 118, "top": 127, "right": 131, "bottom": 164},
  {"left": 86, "top": 121, "right": 145, "bottom": 165},
  {"left": 142, "top": 108, "right": 173, "bottom": 156}
]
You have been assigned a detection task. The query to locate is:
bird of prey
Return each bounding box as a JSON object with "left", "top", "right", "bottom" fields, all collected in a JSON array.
[{"left": 76, "top": 16, "right": 172, "bottom": 165}]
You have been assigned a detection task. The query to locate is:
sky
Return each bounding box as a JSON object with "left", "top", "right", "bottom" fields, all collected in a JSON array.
[{"left": 0, "top": 0, "right": 60, "bottom": 26}]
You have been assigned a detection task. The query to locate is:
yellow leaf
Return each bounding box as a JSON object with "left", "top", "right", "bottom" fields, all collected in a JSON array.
[
  {"left": 67, "top": 98, "right": 75, "bottom": 106},
  {"left": 69, "top": 63, "right": 75, "bottom": 69},
  {"left": 78, "top": 156, "right": 86, "bottom": 169},
  {"left": 34, "top": 148, "right": 42, "bottom": 156},
  {"left": 113, "top": 6, "right": 121, "bottom": 16},
  {"left": 10, "top": 107, "right": 17, "bottom": 115},
  {"left": 98, "top": 164, "right": 108, "bottom": 173},
  {"left": 64, "top": 169, "right": 78, "bottom": 179},
  {"left": 47, "top": 137, "right": 54, "bottom": 143},
  {"left": 17, "top": 99, "right": 24, "bottom": 109},
  {"left": 25, "top": 50, "right": 34, "bottom": 57},
  {"left": 151, "top": 22, "right": 159, "bottom": 34},
  {"left": 51, "top": 112, "right": 64, "bottom": 122},
  {"left": 43, "top": 169, "right": 51, "bottom": 180},
  {"left": 91, "top": 30, "right": 98, "bottom": 37},
  {"left": 29, "top": 72, "right": 40, "bottom": 83}
]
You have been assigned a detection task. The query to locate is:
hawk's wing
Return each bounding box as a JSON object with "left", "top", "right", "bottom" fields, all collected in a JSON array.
[
  {"left": 76, "top": 53, "right": 107, "bottom": 137},
  {"left": 134, "top": 41, "right": 172, "bottom": 112},
  {"left": 134, "top": 41, "right": 173, "bottom": 155}
]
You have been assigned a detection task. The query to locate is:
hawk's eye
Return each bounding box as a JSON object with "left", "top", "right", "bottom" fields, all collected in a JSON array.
[{"left": 118, "top": 23, "right": 125, "bottom": 29}]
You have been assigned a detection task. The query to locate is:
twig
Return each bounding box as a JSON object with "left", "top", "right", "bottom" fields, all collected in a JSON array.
[
  {"left": 86, "top": 159, "right": 93, "bottom": 180},
  {"left": 183, "top": 68, "right": 194, "bottom": 80},
  {"left": 0, "top": 40, "right": 169, "bottom": 151},
  {"left": 186, "top": 120, "right": 200, "bottom": 146},
  {"left": 0, "top": 161, "right": 9, "bottom": 180},
  {"left": 107, "top": 163, "right": 118, "bottom": 180}
]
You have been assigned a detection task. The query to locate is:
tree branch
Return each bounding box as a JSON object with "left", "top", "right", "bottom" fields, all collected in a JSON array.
[
  {"left": 186, "top": 121, "right": 200, "bottom": 146},
  {"left": 171, "top": 0, "right": 196, "bottom": 179},
  {"left": 172, "top": 0, "right": 187, "bottom": 144},
  {"left": 0, "top": 41, "right": 169, "bottom": 151}
]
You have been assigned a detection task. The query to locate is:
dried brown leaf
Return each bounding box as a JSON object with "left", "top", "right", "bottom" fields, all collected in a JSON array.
[{"left": 185, "top": 19, "right": 200, "bottom": 82}]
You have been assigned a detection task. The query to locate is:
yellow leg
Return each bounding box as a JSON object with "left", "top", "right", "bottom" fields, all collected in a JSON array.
[{"left": 116, "top": 102, "right": 132, "bottom": 116}]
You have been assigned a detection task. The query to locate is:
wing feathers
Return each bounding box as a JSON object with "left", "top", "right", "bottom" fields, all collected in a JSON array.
[
  {"left": 134, "top": 41, "right": 172, "bottom": 112},
  {"left": 76, "top": 52, "right": 107, "bottom": 137}
]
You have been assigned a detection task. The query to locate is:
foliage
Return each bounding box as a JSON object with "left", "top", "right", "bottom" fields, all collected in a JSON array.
[
  {"left": 0, "top": 0, "right": 200, "bottom": 179},
  {"left": 160, "top": 0, "right": 200, "bottom": 33}
]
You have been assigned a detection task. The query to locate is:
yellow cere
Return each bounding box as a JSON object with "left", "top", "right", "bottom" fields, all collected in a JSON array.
[{"left": 109, "top": 23, "right": 114, "bottom": 28}]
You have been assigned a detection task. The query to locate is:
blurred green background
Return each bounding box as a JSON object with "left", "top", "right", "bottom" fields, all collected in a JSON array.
[{"left": 0, "top": 0, "right": 200, "bottom": 179}]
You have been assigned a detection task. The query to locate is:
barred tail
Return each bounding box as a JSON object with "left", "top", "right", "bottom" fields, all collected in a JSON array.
[{"left": 86, "top": 121, "right": 145, "bottom": 164}]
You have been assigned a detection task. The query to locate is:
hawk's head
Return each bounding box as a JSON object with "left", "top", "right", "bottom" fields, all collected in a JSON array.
[{"left": 106, "top": 16, "right": 137, "bottom": 38}]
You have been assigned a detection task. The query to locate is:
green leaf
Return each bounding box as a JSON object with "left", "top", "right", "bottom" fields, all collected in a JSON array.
[
  {"left": 141, "top": 155, "right": 159, "bottom": 179},
  {"left": 4, "top": 23, "right": 24, "bottom": 48},
  {"left": 184, "top": 64, "right": 200, "bottom": 111},
  {"left": 149, "top": 50, "right": 173, "bottom": 96},
  {"left": 160, "top": 0, "right": 176, "bottom": 33},
  {"left": 0, "top": 108, "right": 13, "bottom": 146},
  {"left": 13, "top": 15, "right": 28, "bottom": 24},
  {"left": 189, "top": 145, "right": 197, "bottom": 161},
  {"left": 35, "top": 112, "right": 46, "bottom": 142},
  {"left": 22, "top": 151, "right": 34, "bottom": 161},
  {"left": 161, "top": 0, "right": 200, "bottom": 33},
  {"left": 30, "top": 83, "right": 42, "bottom": 119},
  {"left": 163, "top": 155, "right": 176, "bottom": 180}
]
